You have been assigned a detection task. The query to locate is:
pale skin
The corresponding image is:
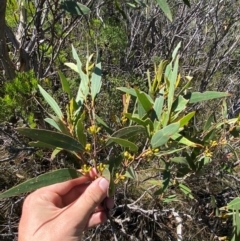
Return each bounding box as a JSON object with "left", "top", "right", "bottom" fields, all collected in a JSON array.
[{"left": 18, "top": 173, "right": 113, "bottom": 241}]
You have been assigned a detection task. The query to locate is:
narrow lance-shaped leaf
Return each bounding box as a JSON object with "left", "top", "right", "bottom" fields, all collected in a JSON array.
[
  {"left": 153, "top": 87, "right": 164, "bottom": 121},
  {"left": 71, "top": 45, "right": 89, "bottom": 103},
  {"left": 102, "top": 167, "right": 115, "bottom": 197},
  {"left": 0, "top": 169, "right": 82, "bottom": 199},
  {"left": 44, "top": 118, "right": 61, "bottom": 132},
  {"left": 117, "top": 87, "right": 137, "bottom": 97},
  {"left": 38, "top": 85, "right": 63, "bottom": 119},
  {"left": 151, "top": 122, "right": 180, "bottom": 148},
  {"left": 17, "top": 128, "right": 84, "bottom": 152},
  {"left": 106, "top": 137, "right": 138, "bottom": 152},
  {"left": 58, "top": 71, "right": 72, "bottom": 99},
  {"left": 185, "top": 91, "right": 231, "bottom": 104},
  {"left": 156, "top": 0, "right": 172, "bottom": 21},
  {"left": 75, "top": 119, "right": 86, "bottom": 147},
  {"left": 91, "top": 61, "right": 102, "bottom": 100},
  {"left": 111, "top": 125, "right": 146, "bottom": 139},
  {"left": 64, "top": 62, "right": 78, "bottom": 73}
]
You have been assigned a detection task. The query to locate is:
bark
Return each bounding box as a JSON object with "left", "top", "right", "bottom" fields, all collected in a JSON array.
[{"left": 0, "top": 0, "right": 15, "bottom": 80}]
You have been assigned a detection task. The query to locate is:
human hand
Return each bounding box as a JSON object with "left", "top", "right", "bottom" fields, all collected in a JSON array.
[{"left": 18, "top": 172, "right": 113, "bottom": 241}]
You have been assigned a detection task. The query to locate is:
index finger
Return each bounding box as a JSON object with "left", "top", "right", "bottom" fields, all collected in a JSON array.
[{"left": 37, "top": 175, "right": 91, "bottom": 196}]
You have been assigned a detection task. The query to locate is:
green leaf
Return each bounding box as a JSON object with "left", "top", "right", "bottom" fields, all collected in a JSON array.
[
  {"left": 44, "top": 118, "right": 61, "bottom": 132},
  {"left": 151, "top": 122, "right": 180, "bottom": 148},
  {"left": 179, "top": 111, "right": 195, "bottom": 127},
  {"left": 204, "top": 114, "right": 215, "bottom": 131},
  {"left": 17, "top": 128, "right": 84, "bottom": 152},
  {"left": 91, "top": 61, "right": 102, "bottom": 100},
  {"left": 171, "top": 157, "right": 188, "bottom": 165},
  {"left": 153, "top": 88, "right": 164, "bottom": 120},
  {"left": 124, "top": 114, "right": 154, "bottom": 133},
  {"left": 49, "top": 115, "right": 71, "bottom": 135},
  {"left": 124, "top": 166, "right": 137, "bottom": 179},
  {"left": 102, "top": 167, "right": 115, "bottom": 197},
  {"left": 58, "top": 71, "right": 72, "bottom": 98},
  {"left": 179, "top": 183, "right": 194, "bottom": 199},
  {"left": 106, "top": 137, "right": 138, "bottom": 152},
  {"left": 135, "top": 89, "right": 154, "bottom": 112},
  {"left": 172, "top": 42, "right": 181, "bottom": 61},
  {"left": 38, "top": 85, "right": 63, "bottom": 119},
  {"left": 171, "top": 133, "right": 203, "bottom": 147},
  {"left": 51, "top": 148, "right": 62, "bottom": 160},
  {"left": 71, "top": 45, "right": 89, "bottom": 103},
  {"left": 0, "top": 169, "right": 82, "bottom": 199},
  {"left": 172, "top": 95, "right": 189, "bottom": 113},
  {"left": 228, "top": 198, "right": 240, "bottom": 209},
  {"left": 156, "top": 0, "right": 172, "bottom": 21},
  {"left": 60, "top": 1, "right": 90, "bottom": 15},
  {"left": 75, "top": 119, "right": 86, "bottom": 147},
  {"left": 185, "top": 91, "right": 231, "bottom": 104},
  {"left": 163, "top": 195, "right": 178, "bottom": 203},
  {"left": 138, "top": 101, "right": 147, "bottom": 119},
  {"left": 111, "top": 125, "right": 146, "bottom": 139},
  {"left": 29, "top": 141, "right": 55, "bottom": 149},
  {"left": 64, "top": 62, "right": 78, "bottom": 73},
  {"left": 117, "top": 87, "right": 137, "bottom": 97}
]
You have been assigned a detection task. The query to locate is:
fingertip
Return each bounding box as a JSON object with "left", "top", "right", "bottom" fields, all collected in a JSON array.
[{"left": 86, "top": 211, "right": 108, "bottom": 229}]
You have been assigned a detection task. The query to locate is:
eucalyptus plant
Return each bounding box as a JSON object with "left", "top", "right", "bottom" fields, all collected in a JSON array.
[{"left": 0, "top": 42, "right": 238, "bottom": 201}]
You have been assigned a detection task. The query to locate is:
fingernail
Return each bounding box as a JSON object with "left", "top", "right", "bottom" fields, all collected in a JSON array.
[{"left": 99, "top": 178, "right": 109, "bottom": 192}]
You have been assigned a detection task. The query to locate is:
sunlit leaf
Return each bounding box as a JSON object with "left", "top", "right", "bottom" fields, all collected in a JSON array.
[
  {"left": 171, "top": 133, "right": 203, "bottom": 147},
  {"left": 0, "top": 169, "right": 82, "bottom": 199},
  {"left": 64, "top": 62, "right": 78, "bottom": 73},
  {"left": 51, "top": 148, "right": 62, "bottom": 160},
  {"left": 71, "top": 45, "right": 89, "bottom": 103},
  {"left": 151, "top": 122, "right": 180, "bottom": 148},
  {"left": 186, "top": 91, "right": 231, "bottom": 104},
  {"left": 117, "top": 87, "right": 137, "bottom": 97},
  {"left": 179, "top": 111, "right": 195, "bottom": 127},
  {"left": 44, "top": 118, "right": 61, "bottom": 131},
  {"left": 179, "top": 183, "right": 194, "bottom": 199},
  {"left": 156, "top": 0, "right": 172, "bottom": 21},
  {"left": 38, "top": 85, "right": 63, "bottom": 119},
  {"left": 91, "top": 61, "right": 102, "bottom": 100},
  {"left": 153, "top": 88, "right": 164, "bottom": 120}
]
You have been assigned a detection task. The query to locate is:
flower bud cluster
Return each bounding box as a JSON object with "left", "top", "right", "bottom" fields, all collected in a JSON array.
[
  {"left": 97, "top": 163, "right": 106, "bottom": 174},
  {"left": 124, "top": 151, "right": 134, "bottom": 161},
  {"left": 87, "top": 125, "right": 101, "bottom": 134}
]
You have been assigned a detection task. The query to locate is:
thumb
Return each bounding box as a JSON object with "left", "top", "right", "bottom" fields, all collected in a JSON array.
[{"left": 65, "top": 177, "right": 109, "bottom": 226}]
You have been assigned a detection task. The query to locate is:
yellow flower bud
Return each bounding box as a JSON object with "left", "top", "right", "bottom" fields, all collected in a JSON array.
[{"left": 85, "top": 143, "right": 91, "bottom": 152}]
